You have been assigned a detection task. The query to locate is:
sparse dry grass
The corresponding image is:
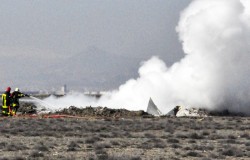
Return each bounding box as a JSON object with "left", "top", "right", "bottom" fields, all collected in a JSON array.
[{"left": 0, "top": 116, "right": 250, "bottom": 159}]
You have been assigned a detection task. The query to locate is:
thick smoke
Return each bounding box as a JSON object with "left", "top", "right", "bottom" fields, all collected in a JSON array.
[{"left": 44, "top": 0, "right": 250, "bottom": 114}]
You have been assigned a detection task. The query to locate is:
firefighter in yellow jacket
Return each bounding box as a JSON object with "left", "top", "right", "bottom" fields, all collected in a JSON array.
[
  {"left": 2, "top": 87, "right": 12, "bottom": 116},
  {"left": 11, "top": 88, "right": 29, "bottom": 115}
]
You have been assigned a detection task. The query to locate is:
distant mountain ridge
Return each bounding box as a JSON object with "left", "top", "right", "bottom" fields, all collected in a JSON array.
[
  {"left": 0, "top": 46, "right": 148, "bottom": 91},
  {"left": 41, "top": 46, "right": 141, "bottom": 90}
]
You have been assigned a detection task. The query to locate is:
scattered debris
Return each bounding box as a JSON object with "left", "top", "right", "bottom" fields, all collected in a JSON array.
[
  {"left": 18, "top": 102, "right": 37, "bottom": 114},
  {"left": 56, "top": 106, "right": 150, "bottom": 118},
  {"left": 167, "top": 106, "right": 208, "bottom": 117},
  {"left": 9, "top": 98, "right": 246, "bottom": 118}
]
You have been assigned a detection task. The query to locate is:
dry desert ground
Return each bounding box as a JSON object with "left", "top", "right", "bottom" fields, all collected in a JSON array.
[{"left": 0, "top": 115, "right": 249, "bottom": 160}]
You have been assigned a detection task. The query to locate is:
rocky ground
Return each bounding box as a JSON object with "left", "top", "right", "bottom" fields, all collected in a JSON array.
[{"left": 0, "top": 103, "right": 249, "bottom": 160}]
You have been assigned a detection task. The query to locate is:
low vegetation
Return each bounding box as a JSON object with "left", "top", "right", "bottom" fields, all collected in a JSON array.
[{"left": 0, "top": 115, "right": 249, "bottom": 159}]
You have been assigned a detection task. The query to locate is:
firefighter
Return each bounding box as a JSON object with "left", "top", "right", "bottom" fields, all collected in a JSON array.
[
  {"left": 1, "top": 87, "right": 12, "bottom": 116},
  {"left": 11, "top": 88, "right": 29, "bottom": 115}
]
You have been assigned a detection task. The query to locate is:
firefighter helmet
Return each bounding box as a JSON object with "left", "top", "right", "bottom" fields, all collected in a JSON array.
[{"left": 6, "top": 87, "right": 11, "bottom": 92}]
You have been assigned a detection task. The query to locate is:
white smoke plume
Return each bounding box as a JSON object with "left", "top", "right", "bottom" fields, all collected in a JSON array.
[{"left": 44, "top": 0, "right": 250, "bottom": 114}]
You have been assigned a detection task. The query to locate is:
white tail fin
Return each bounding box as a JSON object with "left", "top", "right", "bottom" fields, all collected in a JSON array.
[{"left": 147, "top": 98, "right": 162, "bottom": 116}]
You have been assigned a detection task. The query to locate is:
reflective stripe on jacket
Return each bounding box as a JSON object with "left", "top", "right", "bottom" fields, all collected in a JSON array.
[{"left": 2, "top": 92, "right": 11, "bottom": 108}]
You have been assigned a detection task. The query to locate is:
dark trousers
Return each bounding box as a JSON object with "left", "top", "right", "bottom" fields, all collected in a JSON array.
[{"left": 1, "top": 107, "right": 10, "bottom": 116}]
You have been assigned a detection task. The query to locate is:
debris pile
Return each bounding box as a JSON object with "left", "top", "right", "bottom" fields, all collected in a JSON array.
[
  {"left": 56, "top": 106, "right": 151, "bottom": 118},
  {"left": 18, "top": 102, "right": 37, "bottom": 114},
  {"left": 147, "top": 98, "right": 208, "bottom": 117},
  {"left": 16, "top": 99, "right": 247, "bottom": 118},
  {"left": 175, "top": 107, "right": 208, "bottom": 117}
]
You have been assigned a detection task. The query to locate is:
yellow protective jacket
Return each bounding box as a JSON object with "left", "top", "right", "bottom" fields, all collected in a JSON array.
[
  {"left": 11, "top": 91, "right": 25, "bottom": 107},
  {"left": 2, "top": 91, "right": 11, "bottom": 108}
]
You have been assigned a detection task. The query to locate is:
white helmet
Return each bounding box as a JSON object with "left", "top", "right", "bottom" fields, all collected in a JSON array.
[{"left": 15, "top": 88, "right": 19, "bottom": 92}]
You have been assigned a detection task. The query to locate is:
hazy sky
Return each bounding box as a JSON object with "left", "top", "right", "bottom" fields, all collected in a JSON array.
[{"left": 0, "top": 0, "right": 191, "bottom": 91}]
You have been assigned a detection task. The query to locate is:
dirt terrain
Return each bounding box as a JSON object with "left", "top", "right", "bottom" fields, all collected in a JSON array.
[{"left": 0, "top": 103, "right": 250, "bottom": 160}]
